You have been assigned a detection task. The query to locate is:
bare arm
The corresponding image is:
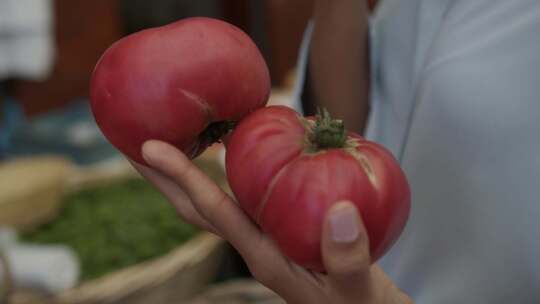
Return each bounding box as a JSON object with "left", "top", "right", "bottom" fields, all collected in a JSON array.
[
  {"left": 306, "top": 3, "right": 414, "bottom": 302},
  {"left": 306, "top": 0, "right": 371, "bottom": 134}
]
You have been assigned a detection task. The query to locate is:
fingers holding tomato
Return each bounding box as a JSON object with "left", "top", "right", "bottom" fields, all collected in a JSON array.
[{"left": 90, "top": 16, "right": 409, "bottom": 276}]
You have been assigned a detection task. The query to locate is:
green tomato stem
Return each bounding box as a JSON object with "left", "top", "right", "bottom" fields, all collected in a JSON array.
[
  {"left": 199, "top": 120, "right": 237, "bottom": 146},
  {"left": 310, "top": 108, "right": 347, "bottom": 150}
]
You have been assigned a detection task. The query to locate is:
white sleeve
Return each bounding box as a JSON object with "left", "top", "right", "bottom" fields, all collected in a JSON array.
[
  {"left": 423, "top": 0, "right": 540, "bottom": 77},
  {"left": 378, "top": 2, "right": 540, "bottom": 301},
  {"left": 389, "top": 1, "right": 540, "bottom": 299},
  {"left": 410, "top": 0, "right": 540, "bottom": 152}
]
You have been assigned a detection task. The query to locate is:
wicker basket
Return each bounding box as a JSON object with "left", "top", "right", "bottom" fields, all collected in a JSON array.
[
  {"left": 188, "top": 280, "right": 285, "bottom": 304},
  {"left": 9, "top": 233, "right": 224, "bottom": 304},
  {"left": 1, "top": 149, "right": 228, "bottom": 304},
  {"left": 0, "top": 156, "right": 73, "bottom": 230},
  {"left": 1, "top": 253, "right": 12, "bottom": 304}
]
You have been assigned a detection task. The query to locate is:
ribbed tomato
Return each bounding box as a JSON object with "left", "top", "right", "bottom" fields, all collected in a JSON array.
[
  {"left": 226, "top": 106, "right": 410, "bottom": 272},
  {"left": 90, "top": 17, "right": 270, "bottom": 164}
]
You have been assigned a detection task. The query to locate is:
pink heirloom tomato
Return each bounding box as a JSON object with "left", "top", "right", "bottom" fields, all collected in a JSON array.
[
  {"left": 226, "top": 106, "right": 411, "bottom": 272},
  {"left": 90, "top": 17, "right": 270, "bottom": 163}
]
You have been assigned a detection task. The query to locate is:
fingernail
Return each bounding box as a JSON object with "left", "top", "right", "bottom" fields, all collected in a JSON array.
[
  {"left": 329, "top": 202, "right": 359, "bottom": 243},
  {"left": 142, "top": 140, "right": 160, "bottom": 164}
]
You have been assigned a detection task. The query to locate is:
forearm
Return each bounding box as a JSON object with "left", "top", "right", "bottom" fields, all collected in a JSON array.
[{"left": 308, "top": 0, "right": 370, "bottom": 133}]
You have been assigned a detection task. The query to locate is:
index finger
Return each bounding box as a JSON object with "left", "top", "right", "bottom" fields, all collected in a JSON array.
[
  {"left": 130, "top": 161, "right": 219, "bottom": 235},
  {"left": 141, "top": 140, "right": 263, "bottom": 254}
]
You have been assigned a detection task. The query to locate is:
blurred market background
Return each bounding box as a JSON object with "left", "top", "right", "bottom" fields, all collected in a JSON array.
[{"left": 0, "top": 0, "right": 313, "bottom": 303}]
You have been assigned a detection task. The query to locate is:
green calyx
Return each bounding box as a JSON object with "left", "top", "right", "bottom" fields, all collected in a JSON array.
[
  {"left": 199, "top": 120, "right": 237, "bottom": 146},
  {"left": 309, "top": 108, "right": 347, "bottom": 150}
]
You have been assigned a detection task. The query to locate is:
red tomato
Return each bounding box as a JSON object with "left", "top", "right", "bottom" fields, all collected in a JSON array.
[
  {"left": 90, "top": 17, "right": 270, "bottom": 164},
  {"left": 226, "top": 106, "right": 410, "bottom": 272}
]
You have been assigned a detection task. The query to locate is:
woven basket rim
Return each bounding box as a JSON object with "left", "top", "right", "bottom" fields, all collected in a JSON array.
[
  {"left": 0, "top": 252, "right": 12, "bottom": 303},
  {"left": 55, "top": 232, "right": 223, "bottom": 303}
]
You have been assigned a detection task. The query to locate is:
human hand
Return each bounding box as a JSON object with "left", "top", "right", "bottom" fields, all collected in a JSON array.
[{"left": 133, "top": 140, "right": 412, "bottom": 304}]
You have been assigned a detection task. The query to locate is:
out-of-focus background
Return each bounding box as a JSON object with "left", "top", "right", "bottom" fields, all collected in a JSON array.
[{"left": 0, "top": 1, "right": 313, "bottom": 303}]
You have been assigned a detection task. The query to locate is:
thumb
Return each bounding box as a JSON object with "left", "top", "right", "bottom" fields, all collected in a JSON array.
[{"left": 322, "top": 201, "right": 372, "bottom": 286}]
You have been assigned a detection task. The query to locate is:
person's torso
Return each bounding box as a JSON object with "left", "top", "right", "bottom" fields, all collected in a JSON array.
[{"left": 368, "top": 0, "right": 540, "bottom": 302}]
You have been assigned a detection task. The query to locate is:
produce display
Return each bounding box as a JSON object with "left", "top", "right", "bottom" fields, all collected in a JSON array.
[
  {"left": 226, "top": 106, "right": 410, "bottom": 271},
  {"left": 90, "top": 17, "right": 271, "bottom": 164},
  {"left": 21, "top": 178, "right": 198, "bottom": 281},
  {"left": 89, "top": 17, "right": 410, "bottom": 274}
]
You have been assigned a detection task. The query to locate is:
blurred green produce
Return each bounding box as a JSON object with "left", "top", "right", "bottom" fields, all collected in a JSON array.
[{"left": 21, "top": 178, "right": 199, "bottom": 281}]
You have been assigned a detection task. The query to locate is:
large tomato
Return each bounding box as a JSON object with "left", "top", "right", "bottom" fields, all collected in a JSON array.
[
  {"left": 90, "top": 17, "right": 270, "bottom": 164},
  {"left": 226, "top": 106, "right": 410, "bottom": 272}
]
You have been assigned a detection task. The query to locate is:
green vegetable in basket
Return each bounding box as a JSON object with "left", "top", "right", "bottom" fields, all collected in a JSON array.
[{"left": 21, "top": 178, "right": 199, "bottom": 281}]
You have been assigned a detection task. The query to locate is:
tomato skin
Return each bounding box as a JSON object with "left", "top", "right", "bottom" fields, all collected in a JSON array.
[
  {"left": 226, "top": 106, "right": 410, "bottom": 272},
  {"left": 90, "top": 17, "right": 270, "bottom": 164},
  {"left": 226, "top": 106, "right": 305, "bottom": 218}
]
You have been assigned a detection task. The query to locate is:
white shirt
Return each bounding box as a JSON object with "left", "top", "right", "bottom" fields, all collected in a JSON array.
[{"left": 294, "top": 0, "right": 540, "bottom": 302}]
